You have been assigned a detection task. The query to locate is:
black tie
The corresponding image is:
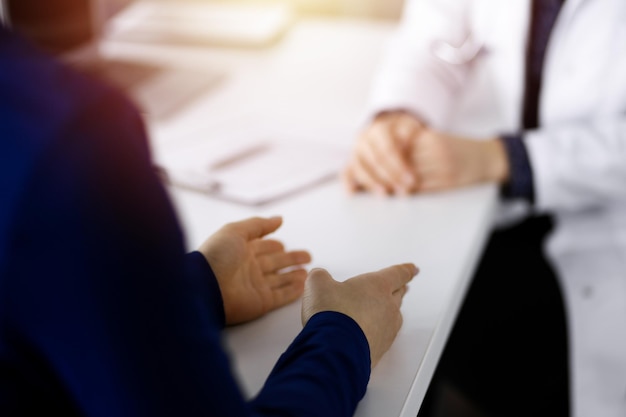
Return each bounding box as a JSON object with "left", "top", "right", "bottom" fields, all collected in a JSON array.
[{"left": 522, "top": 0, "right": 565, "bottom": 129}]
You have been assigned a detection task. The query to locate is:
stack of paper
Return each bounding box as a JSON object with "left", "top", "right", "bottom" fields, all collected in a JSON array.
[{"left": 155, "top": 137, "right": 347, "bottom": 205}]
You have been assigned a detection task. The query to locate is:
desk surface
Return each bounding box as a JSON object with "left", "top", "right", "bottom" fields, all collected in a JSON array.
[
  {"left": 104, "top": 18, "right": 498, "bottom": 417},
  {"left": 171, "top": 180, "right": 497, "bottom": 417}
]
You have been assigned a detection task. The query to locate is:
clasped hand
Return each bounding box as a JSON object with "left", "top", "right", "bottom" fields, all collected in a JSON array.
[{"left": 343, "top": 111, "right": 509, "bottom": 195}]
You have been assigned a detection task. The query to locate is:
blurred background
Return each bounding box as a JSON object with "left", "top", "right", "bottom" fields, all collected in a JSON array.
[
  {"left": 3, "top": 0, "right": 406, "bottom": 201},
  {"left": 105, "top": 0, "right": 405, "bottom": 21},
  {"left": 218, "top": 0, "right": 404, "bottom": 20}
]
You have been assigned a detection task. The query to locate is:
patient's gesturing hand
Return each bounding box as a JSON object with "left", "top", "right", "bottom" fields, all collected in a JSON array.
[
  {"left": 302, "top": 263, "right": 418, "bottom": 368},
  {"left": 199, "top": 216, "right": 311, "bottom": 325}
]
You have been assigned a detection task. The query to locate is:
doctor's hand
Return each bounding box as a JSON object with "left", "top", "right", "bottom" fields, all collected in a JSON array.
[
  {"left": 411, "top": 130, "right": 510, "bottom": 192},
  {"left": 301, "top": 263, "right": 418, "bottom": 368},
  {"left": 199, "top": 216, "right": 311, "bottom": 325},
  {"left": 343, "top": 111, "right": 423, "bottom": 195}
]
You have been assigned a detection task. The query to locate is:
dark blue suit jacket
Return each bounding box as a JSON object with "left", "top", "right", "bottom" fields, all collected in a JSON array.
[{"left": 0, "top": 27, "right": 370, "bottom": 416}]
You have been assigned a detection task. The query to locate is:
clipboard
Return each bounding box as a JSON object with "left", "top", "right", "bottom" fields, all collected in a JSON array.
[{"left": 156, "top": 138, "right": 347, "bottom": 206}]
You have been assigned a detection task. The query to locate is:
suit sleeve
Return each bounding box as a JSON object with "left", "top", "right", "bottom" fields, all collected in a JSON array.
[
  {"left": 185, "top": 251, "right": 371, "bottom": 417},
  {"left": 252, "top": 312, "right": 370, "bottom": 417},
  {"left": 500, "top": 134, "right": 535, "bottom": 202},
  {"left": 6, "top": 81, "right": 370, "bottom": 416}
]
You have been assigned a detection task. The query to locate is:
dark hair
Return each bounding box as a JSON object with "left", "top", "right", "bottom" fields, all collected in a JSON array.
[{"left": 6, "top": 0, "right": 95, "bottom": 53}]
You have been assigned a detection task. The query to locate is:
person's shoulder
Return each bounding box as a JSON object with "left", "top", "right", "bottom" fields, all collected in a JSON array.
[
  {"left": 0, "top": 26, "right": 140, "bottom": 157},
  {"left": 0, "top": 27, "right": 149, "bottom": 259}
]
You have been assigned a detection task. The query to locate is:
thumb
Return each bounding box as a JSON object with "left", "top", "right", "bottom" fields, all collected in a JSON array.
[
  {"left": 302, "top": 268, "right": 335, "bottom": 325},
  {"left": 305, "top": 268, "right": 335, "bottom": 291},
  {"left": 230, "top": 216, "right": 283, "bottom": 240}
]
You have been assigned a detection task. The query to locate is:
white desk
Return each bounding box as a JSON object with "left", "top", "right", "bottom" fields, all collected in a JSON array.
[{"left": 104, "top": 18, "right": 499, "bottom": 417}]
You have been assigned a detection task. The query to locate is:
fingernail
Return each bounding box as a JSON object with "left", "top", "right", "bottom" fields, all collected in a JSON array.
[{"left": 403, "top": 173, "right": 415, "bottom": 186}]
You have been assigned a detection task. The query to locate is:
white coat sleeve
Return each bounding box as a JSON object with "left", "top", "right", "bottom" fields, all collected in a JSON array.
[
  {"left": 367, "top": 0, "right": 472, "bottom": 128},
  {"left": 526, "top": 118, "right": 626, "bottom": 213}
]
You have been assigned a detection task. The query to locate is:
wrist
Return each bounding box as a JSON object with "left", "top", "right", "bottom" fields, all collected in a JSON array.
[{"left": 482, "top": 138, "right": 510, "bottom": 184}]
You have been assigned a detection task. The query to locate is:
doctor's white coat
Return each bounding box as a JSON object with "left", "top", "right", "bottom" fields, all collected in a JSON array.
[{"left": 367, "top": 1, "right": 626, "bottom": 416}]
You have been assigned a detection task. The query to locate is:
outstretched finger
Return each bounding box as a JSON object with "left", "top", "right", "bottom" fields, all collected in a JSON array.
[
  {"left": 252, "top": 239, "right": 285, "bottom": 255},
  {"left": 377, "top": 263, "right": 419, "bottom": 292},
  {"left": 229, "top": 216, "right": 283, "bottom": 240},
  {"left": 267, "top": 268, "right": 308, "bottom": 290},
  {"left": 270, "top": 278, "right": 306, "bottom": 310},
  {"left": 259, "top": 250, "right": 312, "bottom": 273}
]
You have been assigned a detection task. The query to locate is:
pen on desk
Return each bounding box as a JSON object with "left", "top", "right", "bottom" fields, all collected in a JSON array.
[{"left": 209, "top": 142, "right": 270, "bottom": 171}]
